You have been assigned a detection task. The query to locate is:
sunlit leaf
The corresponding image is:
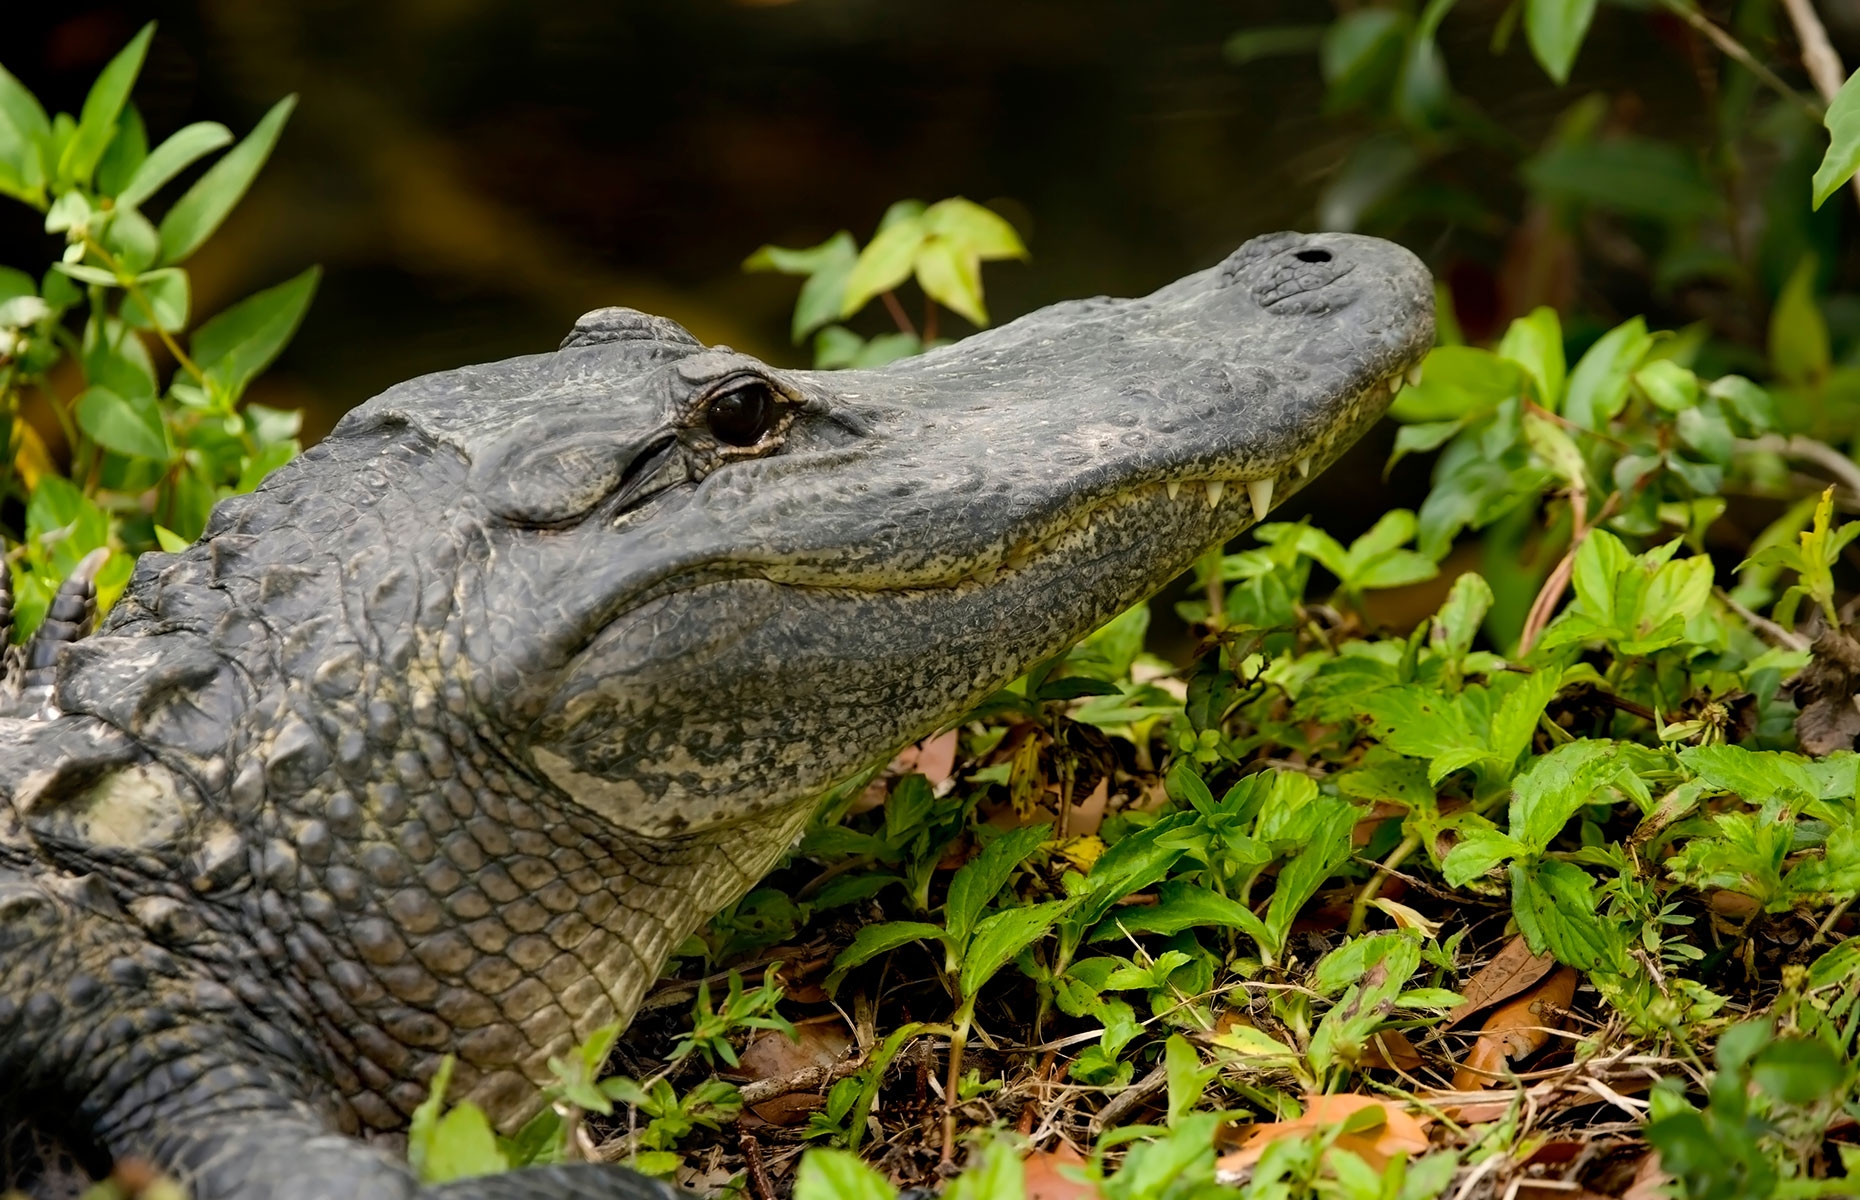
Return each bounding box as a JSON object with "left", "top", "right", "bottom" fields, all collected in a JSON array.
[{"left": 159, "top": 95, "right": 297, "bottom": 264}]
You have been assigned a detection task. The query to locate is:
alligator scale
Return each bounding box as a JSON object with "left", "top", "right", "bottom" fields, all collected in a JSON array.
[{"left": 0, "top": 232, "right": 1432, "bottom": 1199}]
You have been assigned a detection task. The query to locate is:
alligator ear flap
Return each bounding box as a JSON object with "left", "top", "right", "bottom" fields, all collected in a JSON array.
[
  {"left": 475, "top": 425, "right": 684, "bottom": 526},
  {"left": 561, "top": 308, "right": 703, "bottom": 352}
]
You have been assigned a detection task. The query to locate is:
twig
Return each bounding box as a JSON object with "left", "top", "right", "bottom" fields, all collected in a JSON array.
[
  {"left": 1737, "top": 434, "right": 1860, "bottom": 501},
  {"left": 880, "top": 291, "right": 918, "bottom": 338},
  {"left": 1088, "top": 1062, "right": 1168, "bottom": 1135},
  {"left": 1657, "top": 0, "right": 1825, "bottom": 122},
  {"left": 1779, "top": 0, "right": 1860, "bottom": 205},
  {"left": 738, "top": 1134, "right": 776, "bottom": 1200},
  {"left": 1714, "top": 586, "right": 1810, "bottom": 652},
  {"left": 735, "top": 1057, "right": 864, "bottom": 1106}
]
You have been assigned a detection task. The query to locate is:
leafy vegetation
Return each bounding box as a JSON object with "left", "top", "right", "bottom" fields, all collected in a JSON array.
[
  {"left": 0, "top": 22, "right": 314, "bottom": 638},
  {"left": 18, "top": 4, "right": 1860, "bottom": 1200},
  {"left": 405, "top": 4, "right": 1860, "bottom": 1198}
]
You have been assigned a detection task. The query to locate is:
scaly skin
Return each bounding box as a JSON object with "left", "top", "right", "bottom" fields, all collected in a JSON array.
[{"left": 0, "top": 232, "right": 1431, "bottom": 1199}]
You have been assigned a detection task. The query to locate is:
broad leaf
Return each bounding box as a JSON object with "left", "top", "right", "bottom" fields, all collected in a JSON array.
[
  {"left": 159, "top": 95, "right": 297, "bottom": 265},
  {"left": 944, "top": 822, "right": 1049, "bottom": 948},
  {"left": 58, "top": 23, "right": 153, "bottom": 187},
  {"left": 116, "top": 121, "right": 233, "bottom": 209},
  {"left": 960, "top": 901, "right": 1069, "bottom": 998},
  {"left": 1813, "top": 67, "right": 1860, "bottom": 209},
  {"left": 192, "top": 266, "right": 321, "bottom": 405},
  {"left": 1524, "top": 0, "right": 1598, "bottom": 84},
  {"left": 75, "top": 386, "right": 168, "bottom": 461}
]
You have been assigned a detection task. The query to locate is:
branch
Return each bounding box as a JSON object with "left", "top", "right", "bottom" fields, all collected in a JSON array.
[
  {"left": 1658, "top": 0, "right": 1825, "bottom": 123},
  {"left": 1779, "top": 0, "right": 1860, "bottom": 208},
  {"left": 1737, "top": 434, "right": 1860, "bottom": 503}
]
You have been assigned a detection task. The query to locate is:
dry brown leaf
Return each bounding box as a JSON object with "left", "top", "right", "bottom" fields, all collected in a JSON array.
[
  {"left": 1444, "top": 935, "right": 1559, "bottom": 1029},
  {"left": 1619, "top": 1151, "right": 1673, "bottom": 1200},
  {"left": 1218, "top": 1094, "right": 1431, "bottom": 1174},
  {"left": 1022, "top": 1144, "right": 1099, "bottom": 1200},
  {"left": 732, "top": 1015, "right": 854, "bottom": 1124},
  {"left": 1359, "top": 1028, "right": 1423, "bottom": 1072},
  {"left": 1449, "top": 966, "right": 1577, "bottom": 1091}
]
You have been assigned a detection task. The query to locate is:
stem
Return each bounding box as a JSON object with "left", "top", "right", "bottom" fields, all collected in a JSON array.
[
  {"left": 79, "top": 236, "right": 205, "bottom": 383},
  {"left": 1777, "top": 0, "right": 1860, "bottom": 208},
  {"left": 1199, "top": 544, "right": 1226, "bottom": 629},
  {"left": 1346, "top": 834, "right": 1419, "bottom": 936},
  {"left": 922, "top": 298, "right": 939, "bottom": 344},
  {"left": 1738, "top": 435, "right": 1860, "bottom": 501},
  {"left": 880, "top": 290, "right": 918, "bottom": 338},
  {"left": 1657, "top": 0, "right": 1825, "bottom": 123},
  {"left": 940, "top": 996, "right": 976, "bottom": 1163}
]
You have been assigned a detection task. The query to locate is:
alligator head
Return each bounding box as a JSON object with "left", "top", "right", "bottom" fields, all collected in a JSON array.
[
  {"left": 32, "top": 229, "right": 1428, "bottom": 1128},
  {"left": 346, "top": 231, "right": 1430, "bottom": 839}
]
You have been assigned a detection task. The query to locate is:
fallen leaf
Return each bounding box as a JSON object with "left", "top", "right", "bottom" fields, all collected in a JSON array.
[
  {"left": 1359, "top": 1028, "right": 1423, "bottom": 1072},
  {"left": 1620, "top": 1151, "right": 1673, "bottom": 1200},
  {"left": 733, "top": 1015, "right": 854, "bottom": 1125},
  {"left": 1449, "top": 966, "right": 1578, "bottom": 1091},
  {"left": 1445, "top": 935, "right": 1558, "bottom": 1029},
  {"left": 1023, "top": 1144, "right": 1099, "bottom": 1200},
  {"left": 1218, "top": 1094, "right": 1431, "bottom": 1175},
  {"left": 1370, "top": 896, "right": 1441, "bottom": 937}
]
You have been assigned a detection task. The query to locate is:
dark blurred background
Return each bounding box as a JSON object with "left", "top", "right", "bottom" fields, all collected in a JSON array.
[{"left": 4, "top": 0, "right": 1855, "bottom": 544}]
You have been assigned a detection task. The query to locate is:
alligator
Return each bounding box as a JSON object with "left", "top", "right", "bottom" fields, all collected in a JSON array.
[{"left": 0, "top": 230, "right": 1431, "bottom": 1200}]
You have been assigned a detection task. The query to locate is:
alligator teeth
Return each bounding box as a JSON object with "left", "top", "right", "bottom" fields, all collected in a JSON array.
[
  {"left": 1165, "top": 480, "right": 1181, "bottom": 501},
  {"left": 1388, "top": 372, "right": 1404, "bottom": 396},
  {"left": 1205, "top": 481, "right": 1225, "bottom": 508},
  {"left": 1006, "top": 547, "right": 1030, "bottom": 570},
  {"left": 1406, "top": 362, "right": 1424, "bottom": 387},
  {"left": 1247, "top": 478, "right": 1274, "bottom": 515},
  {"left": 1294, "top": 456, "right": 1311, "bottom": 478}
]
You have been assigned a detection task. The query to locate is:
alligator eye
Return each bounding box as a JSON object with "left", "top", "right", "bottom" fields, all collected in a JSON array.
[{"left": 705, "top": 381, "right": 776, "bottom": 446}]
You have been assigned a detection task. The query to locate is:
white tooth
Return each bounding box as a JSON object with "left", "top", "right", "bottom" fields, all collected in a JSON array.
[
  {"left": 1165, "top": 480, "right": 1181, "bottom": 501},
  {"left": 1406, "top": 362, "right": 1424, "bottom": 387},
  {"left": 1247, "top": 477, "right": 1274, "bottom": 515},
  {"left": 1205, "top": 481, "right": 1225, "bottom": 507},
  {"left": 1294, "top": 456, "right": 1311, "bottom": 478},
  {"left": 1388, "top": 372, "right": 1404, "bottom": 396}
]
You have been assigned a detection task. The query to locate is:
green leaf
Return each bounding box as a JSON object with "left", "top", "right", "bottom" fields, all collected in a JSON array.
[
  {"left": 960, "top": 900, "right": 1068, "bottom": 998},
  {"left": 1510, "top": 739, "right": 1623, "bottom": 853},
  {"left": 945, "top": 822, "right": 1049, "bottom": 948},
  {"left": 1089, "top": 879, "right": 1269, "bottom": 946},
  {"left": 103, "top": 207, "right": 160, "bottom": 275},
  {"left": 840, "top": 215, "right": 926, "bottom": 318},
  {"left": 744, "top": 232, "right": 858, "bottom": 343},
  {"left": 824, "top": 921, "right": 947, "bottom": 993},
  {"left": 75, "top": 386, "right": 169, "bottom": 461},
  {"left": 1389, "top": 346, "right": 1524, "bottom": 421},
  {"left": 93, "top": 104, "right": 147, "bottom": 198},
  {"left": 407, "top": 1054, "right": 456, "bottom": 1179},
  {"left": 116, "top": 121, "right": 234, "bottom": 210},
  {"left": 122, "top": 268, "right": 188, "bottom": 332},
  {"left": 158, "top": 94, "right": 297, "bottom": 265},
  {"left": 914, "top": 236, "right": 987, "bottom": 326},
  {"left": 192, "top": 266, "right": 321, "bottom": 404},
  {"left": 1511, "top": 859, "right": 1622, "bottom": 971},
  {"left": 1320, "top": 9, "right": 1409, "bottom": 110},
  {"left": 1066, "top": 812, "right": 1192, "bottom": 931},
  {"left": 1635, "top": 359, "right": 1699, "bottom": 413},
  {"left": 1523, "top": 139, "right": 1720, "bottom": 222},
  {"left": 1679, "top": 744, "right": 1820, "bottom": 807},
  {"left": 1224, "top": 26, "right": 1327, "bottom": 65},
  {"left": 0, "top": 64, "right": 52, "bottom": 196},
  {"left": 53, "top": 262, "right": 120, "bottom": 288},
  {"left": 1497, "top": 306, "right": 1566, "bottom": 406},
  {"left": 1563, "top": 317, "right": 1652, "bottom": 429},
  {"left": 26, "top": 476, "right": 109, "bottom": 577},
  {"left": 420, "top": 1103, "right": 509, "bottom": 1183},
  {"left": 1812, "top": 67, "right": 1860, "bottom": 209},
  {"left": 1488, "top": 668, "right": 1560, "bottom": 771},
  {"left": 153, "top": 525, "right": 189, "bottom": 553},
  {"left": 1751, "top": 1039, "right": 1846, "bottom": 1105},
  {"left": 58, "top": 23, "right": 153, "bottom": 187},
  {"left": 1524, "top": 0, "right": 1598, "bottom": 84},
  {"left": 921, "top": 198, "right": 1028, "bottom": 262},
  {"left": 794, "top": 1149, "right": 898, "bottom": 1200},
  {"left": 1770, "top": 257, "right": 1830, "bottom": 388},
  {"left": 1442, "top": 826, "right": 1529, "bottom": 886}
]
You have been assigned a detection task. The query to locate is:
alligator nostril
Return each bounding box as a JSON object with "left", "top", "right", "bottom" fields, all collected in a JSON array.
[{"left": 1294, "top": 249, "right": 1332, "bottom": 263}]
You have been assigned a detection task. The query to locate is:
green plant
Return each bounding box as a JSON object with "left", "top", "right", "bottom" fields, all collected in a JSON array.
[{"left": 0, "top": 23, "right": 315, "bottom": 635}]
